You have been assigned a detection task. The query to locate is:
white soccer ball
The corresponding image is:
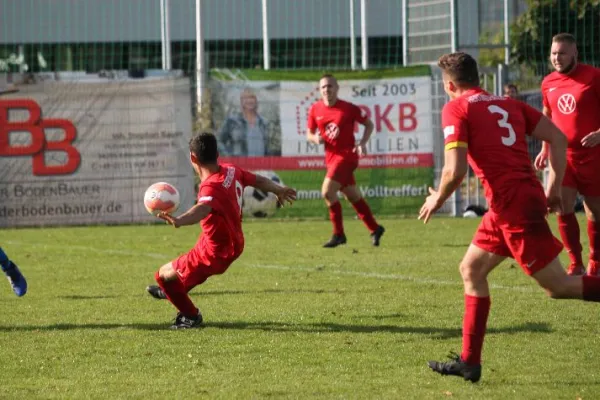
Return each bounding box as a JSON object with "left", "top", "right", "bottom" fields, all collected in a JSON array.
[
  {"left": 243, "top": 170, "right": 283, "bottom": 218},
  {"left": 143, "top": 182, "right": 180, "bottom": 216}
]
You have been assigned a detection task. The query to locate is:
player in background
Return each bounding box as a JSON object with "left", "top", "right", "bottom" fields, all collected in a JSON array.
[
  {"left": 503, "top": 83, "right": 520, "bottom": 100},
  {"left": 420, "top": 52, "right": 600, "bottom": 383},
  {"left": 0, "top": 247, "right": 27, "bottom": 297},
  {"left": 535, "top": 33, "right": 600, "bottom": 276},
  {"left": 306, "top": 74, "right": 385, "bottom": 248},
  {"left": 150, "top": 132, "right": 296, "bottom": 329}
]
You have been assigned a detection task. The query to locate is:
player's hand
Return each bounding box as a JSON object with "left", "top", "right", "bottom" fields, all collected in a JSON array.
[
  {"left": 581, "top": 130, "right": 600, "bottom": 147},
  {"left": 157, "top": 212, "right": 181, "bottom": 228},
  {"left": 418, "top": 187, "right": 441, "bottom": 224},
  {"left": 534, "top": 150, "right": 548, "bottom": 170},
  {"left": 276, "top": 186, "right": 297, "bottom": 207},
  {"left": 353, "top": 143, "right": 367, "bottom": 157}
]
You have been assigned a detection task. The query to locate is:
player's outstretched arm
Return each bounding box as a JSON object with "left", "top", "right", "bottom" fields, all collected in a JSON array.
[
  {"left": 253, "top": 175, "right": 297, "bottom": 207},
  {"left": 531, "top": 116, "right": 567, "bottom": 212},
  {"left": 418, "top": 147, "right": 468, "bottom": 223},
  {"left": 157, "top": 203, "right": 212, "bottom": 228}
]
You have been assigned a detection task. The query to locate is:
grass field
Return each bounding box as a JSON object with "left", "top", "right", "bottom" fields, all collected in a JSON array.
[{"left": 1, "top": 216, "right": 599, "bottom": 399}]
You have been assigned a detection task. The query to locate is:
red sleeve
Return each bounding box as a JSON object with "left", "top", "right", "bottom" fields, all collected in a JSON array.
[
  {"left": 307, "top": 104, "right": 317, "bottom": 131},
  {"left": 441, "top": 100, "right": 468, "bottom": 150},
  {"left": 541, "top": 79, "right": 551, "bottom": 117},
  {"left": 352, "top": 103, "right": 368, "bottom": 124},
  {"left": 520, "top": 101, "right": 543, "bottom": 135},
  {"left": 197, "top": 185, "right": 219, "bottom": 211},
  {"left": 238, "top": 167, "right": 257, "bottom": 187}
]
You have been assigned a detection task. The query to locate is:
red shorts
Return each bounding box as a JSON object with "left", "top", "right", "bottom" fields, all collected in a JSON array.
[
  {"left": 563, "top": 151, "right": 600, "bottom": 197},
  {"left": 172, "top": 245, "right": 237, "bottom": 289},
  {"left": 473, "top": 189, "right": 563, "bottom": 275},
  {"left": 326, "top": 158, "right": 358, "bottom": 188}
]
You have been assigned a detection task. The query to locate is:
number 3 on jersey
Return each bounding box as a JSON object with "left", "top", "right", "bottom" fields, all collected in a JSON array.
[{"left": 488, "top": 105, "right": 516, "bottom": 146}]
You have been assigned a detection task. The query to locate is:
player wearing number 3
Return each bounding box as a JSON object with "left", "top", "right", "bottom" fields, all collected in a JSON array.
[
  {"left": 152, "top": 132, "right": 296, "bottom": 329},
  {"left": 420, "top": 53, "right": 600, "bottom": 383}
]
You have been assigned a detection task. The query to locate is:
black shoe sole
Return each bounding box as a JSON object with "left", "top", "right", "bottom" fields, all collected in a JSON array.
[
  {"left": 371, "top": 226, "right": 385, "bottom": 247},
  {"left": 146, "top": 285, "right": 167, "bottom": 300},
  {"left": 323, "top": 237, "right": 347, "bottom": 248}
]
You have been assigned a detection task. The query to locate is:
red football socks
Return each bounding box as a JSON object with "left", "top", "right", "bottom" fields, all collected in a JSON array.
[
  {"left": 155, "top": 272, "right": 199, "bottom": 317},
  {"left": 461, "top": 294, "right": 491, "bottom": 366},
  {"left": 587, "top": 220, "right": 600, "bottom": 262},
  {"left": 329, "top": 201, "right": 344, "bottom": 236},
  {"left": 558, "top": 213, "right": 584, "bottom": 266},
  {"left": 582, "top": 276, "right": 600, "bottom": 302},
  {"left": 351, "top": 198, "right": 379, "bottom": 232}
]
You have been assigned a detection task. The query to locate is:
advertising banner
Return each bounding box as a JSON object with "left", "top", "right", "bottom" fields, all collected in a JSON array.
[
  {"left": 0, "top": 75, "right": 195, "bottom": 227},
  {"left": 210, "top": 68, "right": 434, "bottom": 217}
]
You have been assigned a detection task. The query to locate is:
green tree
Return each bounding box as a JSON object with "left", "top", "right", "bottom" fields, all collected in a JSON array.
[
  {"left": 511, "top": 0, "right": 600, "bottom": 75},
  {"left": 478, "top": 30, "right": 505, "bottom": 67}
]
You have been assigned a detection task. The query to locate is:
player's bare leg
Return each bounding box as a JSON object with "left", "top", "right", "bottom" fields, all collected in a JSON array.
[
  {"left": 342, "top": 185, "right": 385, "bottom": 246},
  {"left": 532, "top": 256, "right": 600, "bottom": 302},
  {"left": 583, "top": 196, "right": 600, "bottom": 276},
  {"left": 322, "top": 177, "right": 347, "bottom": 248},
  {"left": 154, "top": 262, "right": 203, "bottom": 329},
  {"left": 557, "top": 186, "right": 585, "bottom": 275},
  {"left": 428, "top": 245, "right": 504, "bottom": 383}
]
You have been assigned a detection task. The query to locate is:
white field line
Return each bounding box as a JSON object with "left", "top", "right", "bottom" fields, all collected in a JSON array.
[
  {"left": 248, "top": 264, "right": 538, "bottom": 293},
  {"left": 4, "top": 240, "right": 537, "bottom": 293}
]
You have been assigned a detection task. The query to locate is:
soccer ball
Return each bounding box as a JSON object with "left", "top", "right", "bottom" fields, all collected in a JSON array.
[
  {"left": 144, "top": 182, "right": 180, "bottom": 216},
  {"left": 243, "top": 170, "right": 283, "bottom": 218}
]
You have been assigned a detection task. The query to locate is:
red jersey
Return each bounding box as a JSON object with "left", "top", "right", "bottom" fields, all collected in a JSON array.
[
  {"left": 307, "top": 99, "right": 367, "bottom": 163},
  {"left": 442, "top": 88, "right": 543, "bottom": 213},
  {"left": 196, "top": 163, "right": 256, "bottom": 261},
  {"left": 542, "top": 64, "right": 600, "bottom": 154}
]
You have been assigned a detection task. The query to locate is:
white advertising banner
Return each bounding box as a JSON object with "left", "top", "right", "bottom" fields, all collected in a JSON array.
[
  {"left": 279, "top": 76, "right": 433, "bottom": 157},
  {"left": 0, "top": 76, "right": 195, "bottom": 228}
]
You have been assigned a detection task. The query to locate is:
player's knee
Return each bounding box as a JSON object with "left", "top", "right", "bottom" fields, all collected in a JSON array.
[
  {"left": 542, "top": 281, "right": 572, "bottom": 299},
  {"left": 157, "top": 264, "right": 177, "bottom": 282},
  {"left": 459, "top": 262, "right": 486, "bottom": 285},
  {"left": 322, "top": 190, "right": 337, "bottom": 203}
]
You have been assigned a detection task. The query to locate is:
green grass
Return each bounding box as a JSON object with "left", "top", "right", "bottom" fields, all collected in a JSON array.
[
  {"left": 210, "top": 65, "right": 432, "bottom": 81},
  {"left": 1, "top": 215, "right": 599, "bottom": 399}
]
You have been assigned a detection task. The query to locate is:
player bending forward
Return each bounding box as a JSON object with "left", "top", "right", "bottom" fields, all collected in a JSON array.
[
  {"left": 149, "top": 132, "right": 296, "bottom": 329},
  {"left": 420, "top": 52, "right": 600, "bottom": 383}
]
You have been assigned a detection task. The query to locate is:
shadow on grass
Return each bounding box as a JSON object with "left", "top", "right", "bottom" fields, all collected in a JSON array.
[
  {"left": 55, "top": 288, "right": 348, "bottom": 301},
  {"left": 0, "top": 321, "right": 552, "bottom": 338}
]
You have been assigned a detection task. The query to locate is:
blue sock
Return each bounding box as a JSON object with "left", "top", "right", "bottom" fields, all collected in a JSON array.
[{"left": 0, "top": 247, "right": 10, "bottom": 271}]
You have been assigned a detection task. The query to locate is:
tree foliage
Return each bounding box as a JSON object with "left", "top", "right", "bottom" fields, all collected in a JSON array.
[{"left": 511, "top": 0, "right": 600, "bottom": 72}]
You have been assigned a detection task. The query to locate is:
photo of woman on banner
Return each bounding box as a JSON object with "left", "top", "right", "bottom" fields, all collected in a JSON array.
[{"left": 217, "top": 86, "right": 281, "bottom": 157}]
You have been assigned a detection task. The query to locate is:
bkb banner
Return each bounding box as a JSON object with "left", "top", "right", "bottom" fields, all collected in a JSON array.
[
  {"left": 210, "top": 67, "right": 435, "bottom": 218},
  {"left": 0, "top": 73, "right": 195, "bottom": 227}
]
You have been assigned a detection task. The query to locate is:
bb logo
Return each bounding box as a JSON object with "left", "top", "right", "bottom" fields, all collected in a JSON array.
[
  {"left": 557, "top": 94, "right": 576, "bottom": 115},
  {"left": 0, "top": 99, "right": 81, "bottom": 176},
  {"left": 325, "top": 123, "right": 339, "bottom": 140}
]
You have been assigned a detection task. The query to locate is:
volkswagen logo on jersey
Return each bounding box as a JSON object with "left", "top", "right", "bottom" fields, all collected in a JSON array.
[
  {"left": 557, "top": 93, "right": 576, "bottom": 115},
  {"left": 325, "top": 122, "right": 340, "bottom": 140}
]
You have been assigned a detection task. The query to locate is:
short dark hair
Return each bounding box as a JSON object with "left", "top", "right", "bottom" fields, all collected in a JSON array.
[
  {"left": 189, "top": 132, "right": 218, "bottom": 164},
  {"left": 552, "top": 33, "right": 576, "bottom": 45},
  {"left": 320, "top": 73, "right": 337, "bottom": 83},
  {"left": 437, "top": 52, "right": 480, "bottom": 87},
  {"left": 504, "top": 83, "right": 518, "bottom": 92}
]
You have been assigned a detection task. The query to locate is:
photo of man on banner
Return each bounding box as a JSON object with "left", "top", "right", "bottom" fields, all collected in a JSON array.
[{"left": 216, "top": 86, "right": 281, "bottom": 157}]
